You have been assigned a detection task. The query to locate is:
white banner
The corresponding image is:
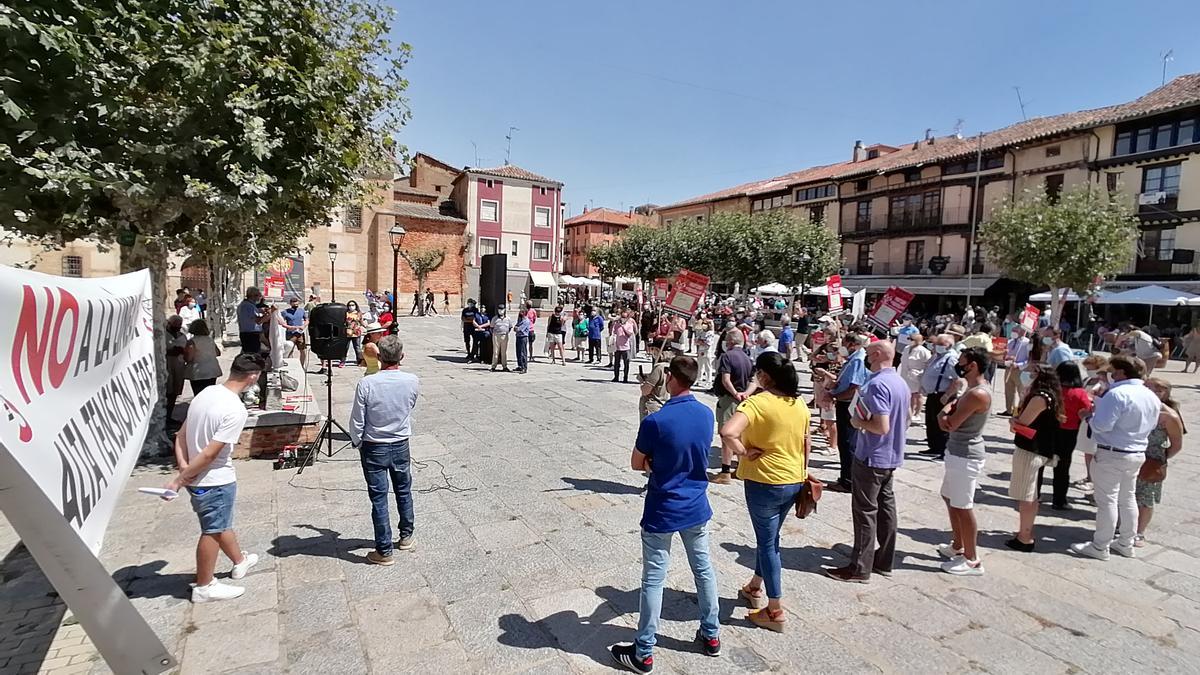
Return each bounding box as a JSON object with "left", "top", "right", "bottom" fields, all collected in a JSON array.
[
  {"left": 0, "top": 265, "right": 156, "bottom": 553},
  {"left": 852, "top": 288, "right": 867, "bottom": 319}
]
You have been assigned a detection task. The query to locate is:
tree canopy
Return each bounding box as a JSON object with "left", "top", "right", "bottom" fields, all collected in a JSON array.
[
  {"left": 979, "top": 185, "right": 1139, "bottom": 316},
  {"left": 588, "top": 210, "right": 840, "bottom": 290},
  {"left": 0, "top": 0, "right": 410, "bottom": 269},
  {"left": 400, "top": 246, "right": 446, "bottom": 316}
]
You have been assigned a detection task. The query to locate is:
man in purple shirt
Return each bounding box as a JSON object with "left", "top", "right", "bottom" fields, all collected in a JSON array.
[{"left": 825, "top": 340, "right": 908, "bottom": 583}]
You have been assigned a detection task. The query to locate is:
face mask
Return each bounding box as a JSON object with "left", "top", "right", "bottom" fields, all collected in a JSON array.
[
  {"left": 1020, "top": 371, "right": 1034, "bottom": 388},
  {"left": 954, "top": 364, "right": 968, "bottom": 377},
  {"left": 837, "top": 346, "right": 849, "bottom": 357},
  {"left": 1042, "top": 337, "right": 1054, "bottom": 346},
  {"left": 1085, "top": 369, "right": 1097, "bottom": 378},
  {"left": 933, "top": 345, "right": 948, "bottom": 355}
]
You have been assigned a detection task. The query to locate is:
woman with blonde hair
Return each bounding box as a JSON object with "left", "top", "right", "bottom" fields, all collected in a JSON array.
[{"left": 1136, "top": 378, "right": 1186, "bottom": 546}]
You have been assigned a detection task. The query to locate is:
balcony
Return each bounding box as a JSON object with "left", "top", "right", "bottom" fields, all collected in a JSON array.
[
  {"left": 1121, "top": 254, "right": 1200, "bottom": 276},
  {"left": 844, "top": 259, "right": 994, "bottom": 277},
  {"left": 1137, "top": 191, "right": 1179, "bottom": 216}
]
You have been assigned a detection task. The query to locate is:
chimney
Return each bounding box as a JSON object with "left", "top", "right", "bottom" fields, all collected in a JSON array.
[
  {"left": 852, "top": 140, "right": 865, "bottom": 162},
  {"left": 583, "top": 206, "right": 588, "bottom": 213},
  {"left": 924, "top": 128, "right": 935, "bottom": 143}
]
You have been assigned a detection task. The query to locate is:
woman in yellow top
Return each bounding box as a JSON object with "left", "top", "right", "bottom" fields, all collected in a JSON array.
[
  {"left": 361, "top": 322, "right": 388, "bottom": 375},
  {"left": 719, "top": 352, "right": 810, "bottom": 633}
]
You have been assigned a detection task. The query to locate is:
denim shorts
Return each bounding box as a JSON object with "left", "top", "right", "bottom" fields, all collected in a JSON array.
[{"left": 188, "top": 483, "right": 237, "bottom": 534}]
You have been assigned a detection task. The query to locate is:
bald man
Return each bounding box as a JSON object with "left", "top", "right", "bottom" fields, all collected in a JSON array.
[{"left": 826, "top": 339, "right": 910, "bottom": 583}]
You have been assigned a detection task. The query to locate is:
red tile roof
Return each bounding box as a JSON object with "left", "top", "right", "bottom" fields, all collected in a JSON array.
[
  {"left": 466, "top": 164, "right": 562, "bottom": 186},
  {"left": 564, "top": 207, "right": 642, "bottom": 227},
  {"left": 660, "top": 73, "right": 1200, "bottom": 206}
]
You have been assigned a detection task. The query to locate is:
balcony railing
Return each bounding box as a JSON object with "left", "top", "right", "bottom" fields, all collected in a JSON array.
[
  {"left": 1121, "top": 255, "right": 1200, "bottom": 276},
  {"left": 845, "top": 259, "right": 994, "bottom": 276}
]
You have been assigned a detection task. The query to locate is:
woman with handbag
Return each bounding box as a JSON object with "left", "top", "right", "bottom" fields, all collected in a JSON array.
[
  {"left": 719, "top": 352, "right": 810, "bottom": 633},
  {"left": 1005, "top": 364, "right": 1064, "bottom": 552},
  {"left": 1135, "top": 378, "right": 1186, "bottom": 546},
  {"left": 1047, "top": 362, "right": 1093, "bottom": 510}
]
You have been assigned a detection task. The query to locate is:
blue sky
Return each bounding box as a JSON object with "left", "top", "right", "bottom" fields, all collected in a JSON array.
[{"left": 391, "top": 0, "right": 1200, "bottom": 214}]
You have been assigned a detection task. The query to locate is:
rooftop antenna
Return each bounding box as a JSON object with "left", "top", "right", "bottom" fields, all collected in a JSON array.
[
  {"left": 952, "top": 118, "right": 965, "bottom": 139},
  {"left": 505, "top": 126, "right": 519, "bottom": 165},
  {"left": 470, "top": 141, "right": 480, "bottom": 168},
  {"left": 1013, "top": 86, "right": 1028, "bottom": 121},
  {"left": 1161, "top": 49, "right": 1174, "bottom": 85}
]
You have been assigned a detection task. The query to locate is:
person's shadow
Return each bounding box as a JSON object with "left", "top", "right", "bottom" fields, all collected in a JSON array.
[
  {"left": 556, "top": 477, "right": 644, "bottom": 496},
  {"left": 496, "top": 585, "right": 740, "bottom": 668},
  {"left": 269, "top": 523, "right": 378, "bottom": 565}
]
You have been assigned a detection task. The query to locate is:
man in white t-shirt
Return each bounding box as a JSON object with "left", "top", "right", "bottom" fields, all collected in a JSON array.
[{"left": 165, "top": 353, "right": 264, "bottom": 602}]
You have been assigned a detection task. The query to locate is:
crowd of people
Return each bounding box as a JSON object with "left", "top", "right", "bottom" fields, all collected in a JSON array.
[{"left": 159, "top": 286, "right": 1189, "bottom": 671}]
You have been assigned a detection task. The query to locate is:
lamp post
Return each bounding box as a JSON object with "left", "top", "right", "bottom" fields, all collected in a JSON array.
[
  {"left": 327, "top": 243, "right": 338, "bottom": 302},
  {"left": 389, "top": 225, "right": 407, "bottom": 333}
]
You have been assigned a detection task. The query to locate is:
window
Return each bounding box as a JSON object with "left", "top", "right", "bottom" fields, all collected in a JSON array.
[
  {"left": 479, "top": 237, "right": 498, "bottom": 257},
  {"left": 1106, "top": 171, "right": 1122, "bottom": 192},
  {"left": 510, "top": 240, "right": 519, "bottom": 258},
  {"left": 1114, "top": 115, "right": 1200, "bottom": 156},
  {"left": 942, "top": 155, "right": 1005, "bottom": 175},
  {"left": 905, "top": 241, "right": 925, "bottom": 274},
  {"left": 904, "top": 171, "right": 921, "bottom": 183},
  {"left": 62, "top": 255, "right": 83, "bottom": 277},
  {"left": 856, "top": 243, "right": 874, "bottom": 274},
  {"left": 1141, "top": 163, "right": 1182, "bottom": 204},
  {"left": 771, "top": 196, "right": 784, "bottom": 208},
  {"left": 534, "top": 206, "right": 550, "bottom": 227},
  {"left": 343, "top": 204, "right": 362, "bottom": 231},
  {"left": 888, "top": 190, "right": 940, "bottom": 228},
  {"left": 856, "top": 201, "right": 871, "bottom": 231},
  {"left": 485, "top": 179, "right": 494, "bottom": 188},
  {"left": 539, "top": 186, "right": 547, "bottom": 196},
  {"left": 1140, "top": 229, "right": 1177, "bottom": 264},
  {"left": 1158, "top": 229, "right": 1176, "bottom": 261},
  {"left": 809, "top": 205, "right": 825, "bottom": 225},
  {"left": 533, "top": 242, "right": 550, "bottom": 260},
  {"left": 867, "top": 149, "right": 880, "bottom": 159},
  {"left": 855, "top": 179, "right": 869, "bottom": 192},
  {"left": 1045, "top": 145, "right": 1061, "bottom": 158},
  {"left": 1045, "top": 174, "right": 1064, "bottom": 203},
  {"left": 795, "top": 184, "right": 835, "bottom": 202},
  {"left": 480, "top": 199, "right": 499, "bottom": 222},
  {"left": 972, "top": 242, "right": 986, "bottom": 274},
  {"left": 752, "top": 199, "right": 764, "bottom": 211}
]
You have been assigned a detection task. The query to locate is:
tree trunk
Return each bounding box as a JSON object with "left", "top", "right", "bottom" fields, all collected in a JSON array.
[
  {"left": 120, "top": 237, "right": 170, "bottom": 457},
  {"left": 417, "top": 273, "right": 427, "bottom": 316},
  {"left": 1050, "top": 288, "right": 1065, "bottom": 327}
]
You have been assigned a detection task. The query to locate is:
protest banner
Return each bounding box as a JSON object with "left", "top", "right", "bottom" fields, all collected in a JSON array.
[
  {"left": 827, "top": 275, "right": 843, "bottom": 312},
  {"left": 1020, "top": 304, "right": 1040, "bottom": 332},
  {"left": 0, "top": 266, "right": 176, "bottom": 674},
  {"left": 653, "top": 277, "right": 670, "bottom": 301},
  {"left": 867, "top": 286, "right": 916, "bottom": 331},
  {"left": 663, "top": 269, "right": 710, "bottom": 317},
  {"left": 851, "top": 289, "right": 867, "bottom": 319}
]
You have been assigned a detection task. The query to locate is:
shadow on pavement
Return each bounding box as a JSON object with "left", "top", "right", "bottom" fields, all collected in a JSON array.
[
  {"left": 557, "top": 477, "right": 644, "bottom": 496},
  {"left": 269, "top": 524, "right": 377, "bottom": 565},
  {"left": 720, "top": 541, "right": 840, "bottom": 577},
  {"left": 0, "top": 544, "right": 67, "bottom": 671}
]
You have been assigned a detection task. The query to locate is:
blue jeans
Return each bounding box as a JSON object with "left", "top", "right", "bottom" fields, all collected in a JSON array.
[
  {"left": 635, "top": 525, "right": 719, "bottom": 659},
  {"left": 359, "top": 440, "right": 415, "bottom": 555},
  {"left": 516, "top": 334, "right": 529, "bottom": 370},
  {"left": 744, "top": 480, "right": 804, "bottom": 598}
]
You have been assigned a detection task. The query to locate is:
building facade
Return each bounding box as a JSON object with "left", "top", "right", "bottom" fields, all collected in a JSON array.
[
  {"left": 450, "top": 164, "right": 565, "bottom": 305},
  {"left": 563, "top": 207, "right": 649, "bottom": 276},
  {"left": 654, "top": 74, "right": 1200, "bottom": 309}
]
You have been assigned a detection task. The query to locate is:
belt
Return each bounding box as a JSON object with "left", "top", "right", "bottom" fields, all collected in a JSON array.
[{"left": 1096, "top": 443, "right": 1144, "bottom": 454}]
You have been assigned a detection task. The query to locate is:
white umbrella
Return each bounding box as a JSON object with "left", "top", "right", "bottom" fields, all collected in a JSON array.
[
  {"left": 1094, "top": 284, "right": 1199, "bottom": 324},
  {"left": 1028, "top": 289, "right": 1082, "bottom": 302},
  {"left": 751, "top": 282, "right": 791, "bottom": 295},
  {"left": 806, "top": 284, "right": 853, "bottom": 298}
]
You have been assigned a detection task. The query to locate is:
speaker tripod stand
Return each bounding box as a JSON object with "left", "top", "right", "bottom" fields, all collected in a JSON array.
[{"left": 296, "top": 364, "right": 352, "bottom": 474}]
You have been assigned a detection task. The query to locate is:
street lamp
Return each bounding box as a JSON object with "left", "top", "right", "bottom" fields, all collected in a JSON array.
[
  {"left": 327, "top": 243, "right": 338, "bottom": 302},
  {"left": 389, "top": 225, "right": 406, "bottom": 333}
]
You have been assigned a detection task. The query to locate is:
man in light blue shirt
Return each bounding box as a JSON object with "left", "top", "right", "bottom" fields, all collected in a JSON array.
[
  {"left": 920, "top": 334, "right": 958, "bottom": 459},
  {"left": 830, "top": 333, "right": 869, "bottom": 491},
  {"left": 1073, "top": 356, "right": 1161, "bottom": 561},
  {"left": 349, "top": 335, "right": 420, "bottom": 565},
  {"left": 1042, "top": 327, "right": 1075, "bottom": 367},
  {"left": 1002, "top": 326, "right": 1031, "bottom": 416}
]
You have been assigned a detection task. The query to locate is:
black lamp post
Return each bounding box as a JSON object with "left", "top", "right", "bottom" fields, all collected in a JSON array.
[
  {"left": 389, "top": 225, "right": 406, "bottom": 333},
  {"left": 327, "top": 243, "right": 338, "bottom": 302}
]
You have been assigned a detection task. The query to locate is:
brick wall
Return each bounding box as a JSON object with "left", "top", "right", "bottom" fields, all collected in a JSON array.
[
  {"left": 396, "top": 217, "right": 467, "bottom": 304},
  {"left": 235, "top": 421, "right": 321, "bottom": 459}
]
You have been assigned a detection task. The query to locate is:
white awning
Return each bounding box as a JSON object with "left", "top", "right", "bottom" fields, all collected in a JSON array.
[
  {"left": 845, "top": 275, "right": 1001, "bottom": 296},
  {"left": 529, "top": 270, "right": 558, "bottom": 288}
]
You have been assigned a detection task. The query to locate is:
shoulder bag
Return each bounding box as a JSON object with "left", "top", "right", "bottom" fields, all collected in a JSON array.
[{"left": 793, "top": 476, "right": 823, "bottom": 519}]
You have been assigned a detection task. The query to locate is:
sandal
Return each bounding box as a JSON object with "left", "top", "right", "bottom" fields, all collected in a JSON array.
[
  {"left": 748, "top": 607, "right": 786, "bottom": 632},
  {"left": 739, "top": 585, "right": 767, "bottom": 609}
]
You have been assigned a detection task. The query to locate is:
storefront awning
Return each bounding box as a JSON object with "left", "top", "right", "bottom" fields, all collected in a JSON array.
[{"left": 529, "top": 270, "right": 558, "bottom": 288}]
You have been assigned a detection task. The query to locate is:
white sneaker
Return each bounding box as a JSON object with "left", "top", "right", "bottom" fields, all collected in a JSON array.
[
  {"left": 1070, "top": 542, "right": 1110, "bottom": 561},
  {"left": 192, "top": 580, "right": 245, "bottom": 603},
  {"left": 231, "top": 552, "right": 259, "bottom": 580},
  {"left": 941, "top": 558, "right": 984, "bottom": 576},
  {"left": 936, "top": 544, "right": 964, "bottom": 561},
  {"left": 1110, "top": 542, "right": 1137, "bottom": 559}
]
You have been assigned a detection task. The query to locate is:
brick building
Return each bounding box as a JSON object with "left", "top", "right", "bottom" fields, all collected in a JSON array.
[{"left": 563, "top": 207, "right": 648, "bottom": 276}]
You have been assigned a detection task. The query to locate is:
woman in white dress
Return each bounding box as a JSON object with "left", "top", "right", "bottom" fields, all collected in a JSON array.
[
  {"left": 899, "top": 333, "right": 933, "bottom": 421},
  {"left": 177, "top": 294, "right": 201, "bottom": 333}
]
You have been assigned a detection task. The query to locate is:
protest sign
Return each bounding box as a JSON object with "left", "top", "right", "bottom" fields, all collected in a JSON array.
[
  {"left": 653, "top": 278, "right": 670, "bottom": 301},
  {"left": 867, "top": 286, "right": 915, "bottom": 331},
  {"left": 827, "top": 275, "right": 843, "bottom": 312},
  {"left": 663, "top": 269, "right": 710, "bottom": 317},
  {"left": 0, "top": 266, "right": 175, "bottom": 674},
  {"left": 1021, "top": 304, "right": 1040, "bottom": 332}
]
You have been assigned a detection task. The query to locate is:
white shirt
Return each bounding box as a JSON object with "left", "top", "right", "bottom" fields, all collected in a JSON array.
[
  {"left": 178, "top": 304, "right": 201, "bottom": 328},
  {"left": 185, "top": 385, "right": 248, "bottom": 486},
  {"left": 1090, "top": 379, "right": 1161, "bottom": 453}
]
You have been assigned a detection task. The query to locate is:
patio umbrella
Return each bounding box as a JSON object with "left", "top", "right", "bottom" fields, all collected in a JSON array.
[
  {"left": 751, "top": 282, "right": 791, "bottom": 295},
  {"left": 1094, "top": 284, "right": 1199, "bottom": 324},
  {"left": 806, "top": 284, "right": 853, "bottom": 298}
]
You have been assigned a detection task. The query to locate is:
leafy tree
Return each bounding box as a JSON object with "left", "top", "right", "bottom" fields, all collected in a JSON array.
[
  {"left": 399, "top": 247, "right": 446, "bottom": 316},
  {"left": 980, "top": 186, "right": 1138, "bottom": 318},
  {"left": 766, "top": 210, "right": 842, "bottom": 292},
  {"left": 0, "top": 0, "right": 410, "bottom": 452}
]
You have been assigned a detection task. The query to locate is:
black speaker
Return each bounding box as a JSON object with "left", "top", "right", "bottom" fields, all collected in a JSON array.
[
  {"left": 308, "top": 303, "right": 349, "bottom": 361},
  {"left": 480, "top": 253, "right": 508, "bottom": 313}
]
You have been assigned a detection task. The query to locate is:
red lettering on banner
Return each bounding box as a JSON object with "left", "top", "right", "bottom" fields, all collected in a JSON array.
[{"left": 12, "top": 285, "right": 80, "bottom": 405}]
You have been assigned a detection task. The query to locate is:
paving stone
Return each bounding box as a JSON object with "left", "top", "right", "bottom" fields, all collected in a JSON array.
[
  {"left": 178, "top": 609, "right": 279, "bottom": 675},
  {"left": 469, "top": 518, "right": 542, "bottom": 552},
  {"left": 354, "top": 587, "right": 453, "bottom": 664},
  {"left": 280, "top": 579, "right": 352, "bottom": 638},
  {"left": 942, "top": 626, "right": 1072, "bottom": 674},
  {"left": 283, "top": 627, "right": 369, "bottom": 674}
]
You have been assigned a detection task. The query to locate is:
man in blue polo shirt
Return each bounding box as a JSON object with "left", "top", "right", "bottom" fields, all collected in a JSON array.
[
  {"left": 777, "top": 319, "right": 795, "bottom": 360},
  {"left": 829, "top": 333, "right": 869, "bottom": 492},
  {"left": 611, "top": 356, "right": 720, "bottom": 673}
]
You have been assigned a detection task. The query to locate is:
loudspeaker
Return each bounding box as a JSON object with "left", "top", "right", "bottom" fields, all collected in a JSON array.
[
  {"left": 308, "top": 303, "right": 349, "bottom": 361},
  {"left": 480, "top": 253, "right": 508, "bottom": 313}
]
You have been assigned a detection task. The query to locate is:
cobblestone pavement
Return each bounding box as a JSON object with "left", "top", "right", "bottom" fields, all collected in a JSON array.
[{"left": 3, "top": 315, "right": 1199, "bottom": 674}]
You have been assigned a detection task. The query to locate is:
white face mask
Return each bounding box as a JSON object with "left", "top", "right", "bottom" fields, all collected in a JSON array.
[
  {"left": 837, "top": 346, "right": 849, "bottom": 357},
  {"left": 1019, "top": 371, "right": 1034, "bottom": 388},
  {"left": 933, "top": 345, "right": 948, "bottom": 355}
]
